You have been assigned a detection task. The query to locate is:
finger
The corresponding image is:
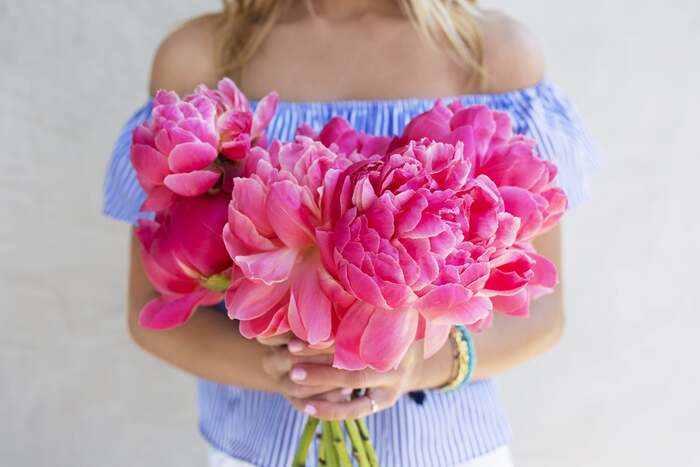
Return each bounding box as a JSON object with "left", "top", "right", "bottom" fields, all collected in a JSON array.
[
  {"left": 279, "top": 379, "right": 338, "bottom": 400},
  {"left": 314, "top": 387, "right": 354, "bottom": 403},
  {"left": 289, "top": 363, "right": 393, "bottom": 388},
  {"left": 257, "top": 332, "right": 294, "bottom": 347},
  {"left": 262, "top": 348, "right": 334, "bottom": 378},
  {"left": 287, "top": 338, "right": 335, "bottom": 356},
  {"left": 289, "top": 388, "right": 398, "bottom": 421}
]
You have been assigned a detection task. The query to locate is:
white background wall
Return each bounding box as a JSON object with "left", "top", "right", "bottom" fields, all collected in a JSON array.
[{"left": 1, "top": 1, "right": 698, "bottom": 466}]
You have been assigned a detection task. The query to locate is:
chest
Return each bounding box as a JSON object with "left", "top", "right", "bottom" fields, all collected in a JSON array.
[{"left": 237, "top": 18, "right": 474, "bottom": 102}]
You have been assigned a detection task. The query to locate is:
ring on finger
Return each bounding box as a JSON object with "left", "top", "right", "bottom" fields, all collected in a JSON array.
[{"left": 367, "top": 396, "right": 379, "bottom": 414}]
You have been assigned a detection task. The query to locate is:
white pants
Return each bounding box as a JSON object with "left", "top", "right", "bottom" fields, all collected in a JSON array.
[{"left": 208, "top": 445, "right": 514, "bottom": 467}]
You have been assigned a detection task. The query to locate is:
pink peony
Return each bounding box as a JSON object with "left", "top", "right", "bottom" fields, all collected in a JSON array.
[
  {"left": 398, "top": 102, "right": 513, "bottom": 163},
  {"left": 135, "top": 192, "right": 233, "bottom": 329},
  {"left": 131, "top": 78, "right": 278, "bottom": 211},
  {"left": 192, "top": 78, "right": 279, "bottom": 161},
  {"left": 399, "top": 101, "right": 567, "bottom": 242},
  {"left": 477, "top": 137, "right": 567, "bottom": 241},
  {"left": 223, "top": 139, "right": 353, "bottom": 344},
  {"left": 317, "top": 140, "right": 515, "bottom": 371},
  {"left": 488, "top": 245, "right": 558, "bottom": 317},
  {"left": 297, "top": 117, "right": 392, "bottom": 158}
]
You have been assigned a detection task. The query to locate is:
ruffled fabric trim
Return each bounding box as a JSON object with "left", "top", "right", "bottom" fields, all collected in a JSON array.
[{"left": 103, "top": 80, "right": 600, "bottom": 224}]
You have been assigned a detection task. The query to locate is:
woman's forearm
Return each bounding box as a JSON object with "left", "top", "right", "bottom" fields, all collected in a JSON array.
[
  {"left": 418, "top": 227, "right": 565, "bottom": 385},
  {"left": 127, "top": 232, "right": 279, "bottom": 392},
  {"left": 470, "top": 225, "right": 565, "bottom": 379},
  {"left": 471, "top": 289, "right": 565, "bottom": 380},
  {"left": 128, "top": 304, "right": 279, "bottom": 392},
  {"left": 413, "top": 288, "right": 564, "bottom": 390}
]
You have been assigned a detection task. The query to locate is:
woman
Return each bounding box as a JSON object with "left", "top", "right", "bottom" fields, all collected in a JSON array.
[{"left": 104, "top": 1, "right": 598, "bottom": 465}]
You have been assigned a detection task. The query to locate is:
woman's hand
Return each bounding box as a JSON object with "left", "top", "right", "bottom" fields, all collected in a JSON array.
[
  {"left": 283, "top": 339, "right": 455, "bottom": 421},
  {"left": 258, "top": 333, "right": 345, "bottom": 401}
]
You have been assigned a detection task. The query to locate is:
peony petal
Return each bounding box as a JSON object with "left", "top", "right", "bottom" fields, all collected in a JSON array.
[
  {"left": 232, "top": 177, "right": 274, "bottom": 236},
  {"left": 500, "top": 186, "right": 544, "bottom": 242},
  {"left": 139, "top": 289, "right": 210, "bottom": 330},
  {"left": 491, "top": 289, "right": 529, "bottom": 317},
  {"left": 163, "top": 170, "right": 220, "bottom": 197},
  {"left": 342, "top": 263, "right": 391, "bottom": 309},
  {"left": 234, "top": 248, "right": 299, "bottom": 285},
  {"left": 435, "top": 294, "right": 493, "bottom": 325},
  {"left": 415, "top": 284, "right": 472, "bottom": 316},
  {"left": 226, "top": 204, "right": 277, "bottom": 253},
  {"left": 422, "top": 320, "right": 452, "bottom": 359},
  {"left": 167, "top": 193, "right": 232, "bottom": 277},
  {"left": 479, "top": 141, "right": 545, "bottom": 189},
  {"left": 131, "top": 144, "right": 169, "bottom": 189},
  {"left": 287, "top": 262, "right": 332, "bottom": 345},
  {"left": 404, "top": 213, "right": 444, "bottom": 239},
  {"left": 251, "top": 92, "right": 279, "bottom": 139},
  {"left": 541, "top": 187, "right": 568, "bottom": 231},
  {"left": 484, "top": 250, "right": 534, "bottom": 296},
  {"left": 140, "top": 186, "right": 176, "bottom": 212},
  {"left": 333, "top": 302, "right": 374, "bottom": 371},
  {"left": 218, "top": 77, "right": 250, "bottom": 111},
  {"left": 238, "top": 304, "right": 290, "bottom": 339},
  {"left": 402, "top": 104, "right": 452, "bottom": 142},
  {"left": 225, "top": 279, "right": 288, "bottom": 320},
  {"left": 359, "top": 308, "right": 419, "bottom": 372},
  {"left": 266, "top": 180, "right": 316, "bottom": 248},
  {"left": 466, "top": 306, "right": 494, "bottom": 333},
  {"left": 139, "top": 245, "right": 199, "bottom": 295},
  {"left": 317, "top": 266, "right": 356, "bottom": 309},
  {"left": 220, "top": 133, "right": 251, "bottom": 161},
  {"left": 168, "top": 142, "right": 218, "bottom": 173},
  {"left": 527, "top": 252, "right": 558, "bottom": 300}
]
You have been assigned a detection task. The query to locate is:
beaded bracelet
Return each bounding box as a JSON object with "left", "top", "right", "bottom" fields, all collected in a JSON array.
[{"left": 439, "top": 325, "right": 476, "bottom": 392}]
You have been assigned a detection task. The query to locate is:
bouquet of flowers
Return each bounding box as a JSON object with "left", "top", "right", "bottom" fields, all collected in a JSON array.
[{"left": 131, "top": 78, "right": 566, "bottom": 466}]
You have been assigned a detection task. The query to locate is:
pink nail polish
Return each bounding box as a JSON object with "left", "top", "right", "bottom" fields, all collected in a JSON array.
[
  {"left": 290, "top": 368, "right": 307, "bottom": 381},
  {"left": 288, "top": 341, "right": 303, "bottom": 353},
  {"left": 304, "top": 404, "right": 317, "bottom": 416}
]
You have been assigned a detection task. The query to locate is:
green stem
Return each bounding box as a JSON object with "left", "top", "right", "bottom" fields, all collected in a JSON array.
[
  {"left": 344, "top": 419, "right": 370, "bottom": 467},
  {"left": 292, "top": 417, "right": 320, "bottom": 467},
  {"left": 330, "top": 421, "right": 352, "bottom": 467},
  {"left": 323, "top": 422, "right": 340, "bottom": 467},
  {"left": 318, "top": 429, "right": 327, "bottom": 466},
  {"left": 356, "top": 418, "right": 379, "bottom": 467}
]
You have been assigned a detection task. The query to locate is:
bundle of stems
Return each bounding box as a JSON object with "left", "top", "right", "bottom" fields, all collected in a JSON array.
[{"left": 292, "top": 417, "right": 378, "bottom": 467}]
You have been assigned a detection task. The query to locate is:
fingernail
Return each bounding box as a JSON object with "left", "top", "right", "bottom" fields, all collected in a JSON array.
[
  {"left": 341, "top": 388, "right": 353, "bottom": 396},
  {"left": 304, "top": 404, "right": 317, "bottom": 416},
  {"left": 290, "top": 368, "right": 307, "bottom": 381},
  {"left": 288, "top": 340, "right": 304, "bottom": 353}
]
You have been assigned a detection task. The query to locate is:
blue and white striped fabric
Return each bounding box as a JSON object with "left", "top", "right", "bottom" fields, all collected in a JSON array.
[{"left": 103, "top": 80, "right": 599, "bottom": 467}]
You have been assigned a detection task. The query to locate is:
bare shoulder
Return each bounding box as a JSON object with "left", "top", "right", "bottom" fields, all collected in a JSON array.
[
  {"left": 477, "top": 9, "right": 545, "bottom": 92},
  {"left": 149, "top": 13, "right": 221, "bottom": 95}
]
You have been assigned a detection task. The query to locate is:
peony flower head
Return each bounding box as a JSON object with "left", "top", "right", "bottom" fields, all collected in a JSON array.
[
  {"left": 222, "top": 141, "right": 348, "bottom": 345},
  {"left": 131, "top": 78, "right": 278, "bottom": 212},
  {"left": 135, "top": 192, "right": 233, "bottom": 329},
  {"left": 297, "top": 116, "right": 392, "bottom": 159},
  {"left": 316, "top": 139, "right": 511, "bottom": 371}
]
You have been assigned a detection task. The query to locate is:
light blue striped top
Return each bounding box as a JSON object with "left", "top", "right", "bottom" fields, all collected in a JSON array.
[{"left": 103, "top": 80, "right": 599, "bottom": 467}]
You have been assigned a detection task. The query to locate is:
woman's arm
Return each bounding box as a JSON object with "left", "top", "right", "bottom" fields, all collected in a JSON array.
[
  {"left": 471, "top": 225, "right": 564, "bottom": 379},
  {"left": 127, "top": 231, "right": 275, "bottom": 391}
]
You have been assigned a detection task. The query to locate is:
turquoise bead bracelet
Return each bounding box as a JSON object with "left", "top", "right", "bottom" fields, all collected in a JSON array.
[{"left": 439, "top": 325, "right": 476, "bottom": 392}]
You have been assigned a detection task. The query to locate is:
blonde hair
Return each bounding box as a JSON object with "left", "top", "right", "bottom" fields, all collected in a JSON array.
[{"left": 217, "top": 0, "right": 484, "bottom": 87}]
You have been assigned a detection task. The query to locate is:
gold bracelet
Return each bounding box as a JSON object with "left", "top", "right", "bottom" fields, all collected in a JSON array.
[{"left": 438, "top": 326, "right": 471, "bottom": 392}]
